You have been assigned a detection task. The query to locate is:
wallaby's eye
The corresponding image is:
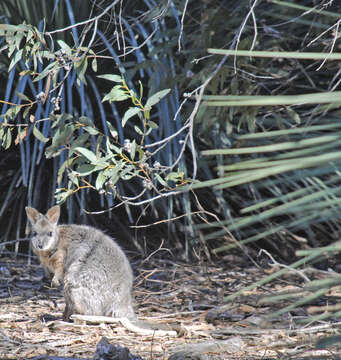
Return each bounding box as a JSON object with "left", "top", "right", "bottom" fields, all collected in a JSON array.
[
  {"left": 48, "top": 231, "right": 53, "bottom": 237},
  {"left": 32, "top": 231, "right": 37, "bottom": 237}
]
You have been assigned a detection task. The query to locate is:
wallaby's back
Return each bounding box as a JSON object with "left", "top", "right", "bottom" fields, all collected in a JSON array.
[{"left": 60, "top": 224, "right": 135, "bottom": 320}]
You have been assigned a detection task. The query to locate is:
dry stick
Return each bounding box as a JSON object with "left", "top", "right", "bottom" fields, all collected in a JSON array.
[
  {"left": 177, "top": 0, "right": 189, "bottom": 52},
  {"left": 234, "top": 0, "right": 259, "bottom": 73},
  {"left": 316, "top": 19, "right": 341, "bottom": 71},
  {"left": 118, "top": 0, "right": 125, "bottom": 54},
  {"left": 258, "top": 249, "right": 311, "bottom": 283},
  {"left": 118, "top": 28, "right": 157, "bottom": 57},
  {"left": 141, "top": 238, "right": 173, "bottom": 263},
  {"left": 214, "top": 321, "right": 341, "bottom": 336},
  {"left": 130, "top": 210, "right": 209, "bottom": 229}
]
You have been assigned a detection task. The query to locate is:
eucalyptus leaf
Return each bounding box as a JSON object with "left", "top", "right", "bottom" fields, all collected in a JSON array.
[
  {"left": 92, "top": 57, "right": 97, "bottom": 72},
  {"left": 57, "top": 39, "right": 72, "bottom": 52},
  {"left": 16, "top": 92, "right": 30, "bottom": 102},
  {"left": 75, "top": 164, "right": 97, "bottom": 175},
  {"left": 97, "top": 74, "right": 123, "bottom": 83},
  {"left": 74, "top": 147, "right": 98, "bottom": 163},
  {"left": 102, "top": 85, "right": 129, "bottom": 102},
  {"left": 95, "top": 171, "right": 107, "bottom": 190},
  {"left": 134, "top": 125, "right": 144, "bottom": 136},
  {"left": 3, "top": 129, "right": 12, "bottom": 149},
  {"left": 75, "top": 56, "right": 88, "bottom": 85},
  {"left": 83, "top": 126, "right": 99, "bottom": 135},
  {"left": 69, "top": 133, "right": 90, "bottom": 154},
  {"left": 122, "top": 107, "right": 142, "bottom": 127},
  {"left": 33, "top": 126, "right": 49, "bottom": 143},
  {"left": 145, "top": 88, "right": 171, "bottom": 109},
  {"left": 8, "top": 48, "right": 23, "bottom": 71},
  {"left": 130, "top": 140, "right": 136, "bottom": 160},
  {"left": 77, "top": 116, "right": 93, "bottom": 127},
  {"left": 154, "top": 173, "right": 168, "bottom": 187},
  {"left": 148, "top": 120, "right": 159, "bottom": 129}
]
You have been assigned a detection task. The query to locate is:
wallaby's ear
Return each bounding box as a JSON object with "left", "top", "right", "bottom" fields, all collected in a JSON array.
[
  {"left": 25, "top": 207, "right": 41, "bottom": 224},
  {"left": 46, "top": 205, "right": 60, "bottom": 225}
]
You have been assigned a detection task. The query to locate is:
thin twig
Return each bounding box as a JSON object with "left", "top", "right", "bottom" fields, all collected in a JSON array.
[
  {"left": 46, "top": 1, "right": 120, "bottom": 35},
  {"left": 177, "top": 0, "right": 189, "bottom": 52}
]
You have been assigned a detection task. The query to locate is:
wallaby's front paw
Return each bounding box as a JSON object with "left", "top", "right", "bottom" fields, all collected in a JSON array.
[{"left": 51, "top": 276, "right": 61, "bottom": 288}]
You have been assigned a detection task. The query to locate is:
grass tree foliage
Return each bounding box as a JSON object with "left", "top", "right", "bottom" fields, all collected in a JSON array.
[{"left": 189, "top": 1, "right": 341, "bottom": 258}]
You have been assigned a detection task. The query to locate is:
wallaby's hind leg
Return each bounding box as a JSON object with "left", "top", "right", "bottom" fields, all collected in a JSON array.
[{"left": 62, "top": 296, "right": 74, "bottom": 321}]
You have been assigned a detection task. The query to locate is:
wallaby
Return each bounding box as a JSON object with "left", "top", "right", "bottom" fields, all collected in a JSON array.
[{"left": 25, "top": 205, "right": 135, "bottom": 321}]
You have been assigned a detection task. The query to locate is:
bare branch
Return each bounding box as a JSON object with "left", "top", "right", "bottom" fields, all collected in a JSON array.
[{"left": 46, "top": 0, "right": 120, "bottom": 35}]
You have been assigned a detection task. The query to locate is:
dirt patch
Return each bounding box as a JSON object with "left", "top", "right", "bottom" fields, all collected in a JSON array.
[{"left": 1, "top": 256, "right": 341, "bottom": 359}]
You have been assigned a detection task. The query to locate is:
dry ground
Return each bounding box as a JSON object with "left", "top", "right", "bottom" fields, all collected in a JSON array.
[{"left": 1, "top": 254, "right": 341, "bottom": 359}]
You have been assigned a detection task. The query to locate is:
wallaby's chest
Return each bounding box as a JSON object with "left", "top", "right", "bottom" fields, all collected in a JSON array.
[{"left": 34, "top": 248, "right": 62, "bottom": 271}]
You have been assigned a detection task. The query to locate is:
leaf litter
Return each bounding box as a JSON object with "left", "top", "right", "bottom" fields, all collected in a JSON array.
[{"left": 1, "top": 255, "right": 341, "bottom": 359}]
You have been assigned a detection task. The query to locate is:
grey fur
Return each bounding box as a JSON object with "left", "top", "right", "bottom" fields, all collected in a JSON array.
[{"left": 26, "top": 206, "right": 135, "bottom": 321}]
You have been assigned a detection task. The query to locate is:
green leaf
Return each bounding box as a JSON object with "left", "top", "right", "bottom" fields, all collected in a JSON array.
[
  {"left": 77, "top": 116, "right": 93, "bottom": 127},
  {"left": 45, "top": 123, "right": 74, "bottom": 157},
  {"left": 83, "top": 126, "right": 99, "bottom": 135},
  {"left": 57, "top": 158, "right": 75, "bottom": 184},
  {"left": 95, "top": 171, "right": 107, "bottom": 190},
  {"left": 107, "top": 139, "right": 121, "bottom": 154},
  {"left": 9, "top": 48, "right": 23, "bottom": 72},
  {"left": 102, "top": 85, "right": 129, "bottom": 102},
  {"left": 3, "top": 129, "right": 12, "bottom": 149},
  {"left": 75, "top": 164, "right": 96, "bottom": 175},
  {"left": 120, "top": 165, "right": 135, "bottom": 180},
  {"left": 16, "top": 92, "right": 30, "bottom": 102},
  {"left": 75, "top": 56, "right": 88, "bottom": 85},
  {"left": 33, "top": 126, "right": 49, "bottom": 143},
  {"left": 106, "top": 121, "right": 118, "bottom": 139},
  {"left": 92, "top": 57, "right": 97, "bottom": 72},
  {"left": 68, "top": 171, "right": 79, "bottom": 187},
  {"left": 107, "top": 163, "right": 123, "bottom": 185},
  {"left": 14, "top": 32, "right": 24, "bottom": 50},
  {"left": 147, "top": 120, "right": 159, "bottom": 129},
  {"left": 52, "top": 124, "right": 74, "bottom": 146},
  {"left": 75, "top": 147, "right": 98, "bottom": 163},
  {"left": 57, "top": 40, "right": 72, "bottom": 52},
  {"left": 138, "top": 80, "right": 143, "bottom": 99},
  {"left": 145, "top": 88, "right": 171, "bottom": 109},
  {"left": 33, "top": 62, "right": 57, "bottom": 82},
  {"left": 165, "top": 171, "right": 184, "bottom": 182},
  {"left": 97, "top": 74, "right": 123, "bottom": 83},
  {"left": 134, "top": 125, "right": 144, "bottom": 136},
  {"left": 122, "top": 107, "right": 142, "bottom": 127},
  {"left": 8, "top": 44, "right": 16, "bottom": 58},
  {"left": 55, "top": 189, "right": 74, "bottom": 204},
  {"left": 69, "top": 133, "right": 90, "bottom": 155},
  {"left": 130, "top": 140, "right": 137, "bottom": 160},
  {"left": 154, "top": 173, "right": 168, "bottom": 187},
  {"left": 1, "top": 105, "right": 21, "bottom": 120}
]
